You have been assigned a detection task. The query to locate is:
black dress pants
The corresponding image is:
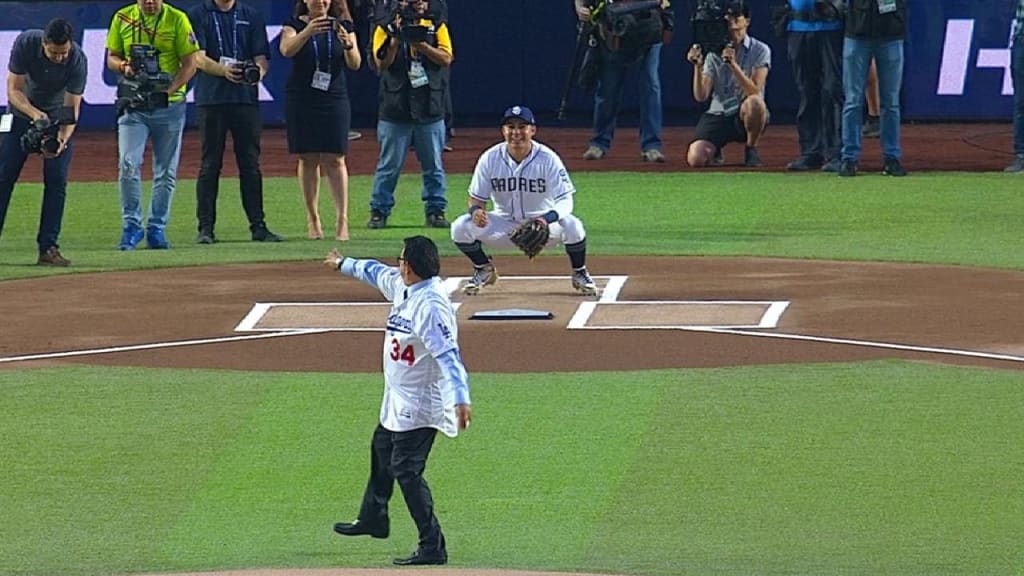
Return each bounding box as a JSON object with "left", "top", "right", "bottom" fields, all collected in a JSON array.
[
  {"left": 358, "top": 424, "right": 446, "bottom": 555},
  {"left": 195, "top": 104, "right": 265, "bottom": 234},
  {"left": 788, "top": 29, "right": 843, "bottom": 162}
]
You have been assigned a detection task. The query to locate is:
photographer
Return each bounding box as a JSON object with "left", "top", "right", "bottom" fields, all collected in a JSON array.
[
  {"left": 577, "top": 0, "right": 672, "bottom": 163},
  {"left": 686, "top": 0, "right": 770, "bottom": 167},
  {"left": 106, "top": 0, "right": 199, "bottom": 250},
  {"left": 0, "top": 19, "right": 85, "bottom": 267},
  {"left": 366, "top": 0, "right": 452, "bottom": 230},
  {"left": 280, "top": 0, "right": 362, "bottom": 242},
  {"left": 188, "top": 0, "right": 281, "bottom": 244}
]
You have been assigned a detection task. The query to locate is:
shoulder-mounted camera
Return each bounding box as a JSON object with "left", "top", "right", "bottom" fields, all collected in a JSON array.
[
  {"left": 20, "top": 107, "right": 76, "bottom": 155},
  {"left": 595, "top": 0, "right": 666, "bottom": 55},
  {"left": 115, "top": 44, "right": 173, "bottom": 115}
]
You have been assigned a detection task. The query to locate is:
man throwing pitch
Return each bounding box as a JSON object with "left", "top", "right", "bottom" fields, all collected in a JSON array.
[
  {"left": 325, "top": 235, "right": 471, "bottom": 566},
  {"left": 450, "top": 105, "right": 598, "bottom": 296}
]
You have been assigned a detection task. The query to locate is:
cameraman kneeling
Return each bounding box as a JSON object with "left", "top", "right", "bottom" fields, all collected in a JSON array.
[
  {"left": 686, "top": 1, "right": 770, "bottom": 168},
  {"left": 0, "top": 19, "right": 85, "bottom": 266}
]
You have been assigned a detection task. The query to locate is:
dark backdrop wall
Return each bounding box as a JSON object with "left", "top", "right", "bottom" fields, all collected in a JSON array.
[{"left": 0, "top": 0, "right": 1013, "bottom": 130}]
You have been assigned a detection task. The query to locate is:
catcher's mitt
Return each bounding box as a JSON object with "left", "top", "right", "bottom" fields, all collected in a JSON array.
[{"left": 509, "top": 218, "right": 550, "bottom": 259}]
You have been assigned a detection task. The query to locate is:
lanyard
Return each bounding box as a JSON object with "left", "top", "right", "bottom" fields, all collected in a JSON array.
[
  {"left": 211, "top": 8, "right": 239, "bottom": 59},
  {"left": 133, "top": 6, "right": 164, "bottom": 46},
  {"left": 311, "top": 29, "right": 332, "bottom": 73}
]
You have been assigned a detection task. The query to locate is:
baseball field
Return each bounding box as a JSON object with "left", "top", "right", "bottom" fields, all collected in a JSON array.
[{"left": 1, "top": 125, "right": 1022, "bottom": 576}]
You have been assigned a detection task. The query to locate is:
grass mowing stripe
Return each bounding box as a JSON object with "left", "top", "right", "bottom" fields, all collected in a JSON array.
[{"left": 584, "top": 361, "right": 1024, "bottom": 576}]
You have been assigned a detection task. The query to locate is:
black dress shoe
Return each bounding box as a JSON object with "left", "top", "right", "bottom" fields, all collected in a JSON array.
[
  {"left": 332, "top": 520, "right": 389, "bottom": 539},
  {"left": 392, "top": 550, "right": 447, "bottom": 566}
]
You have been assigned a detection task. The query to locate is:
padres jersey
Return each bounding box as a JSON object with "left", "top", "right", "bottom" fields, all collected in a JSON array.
[
  {"left": 468, "top": 140, "right": 575, "bottom": 221},
  {"left": 340, "top": 258, "right": 467, "bottom": 437}
]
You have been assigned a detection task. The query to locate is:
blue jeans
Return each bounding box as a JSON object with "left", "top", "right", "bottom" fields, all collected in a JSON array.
[
  {"left": 841, "top": 37, "right": 904, "bottom": 162},
  {"left": 370, "top": 119, "right": 447, "bottom": 217},
  {"left": 1012, "top": 41, "right": 1024, "bottom": 155},
  {"left": 589, "top": 43, "right": 663, "bottom": 153},
  {"left": 0, "top": 115, "right": 74, "bottom": 253},
  {"left": 117, "top": 101, "right": 187, "bottom": 230}
]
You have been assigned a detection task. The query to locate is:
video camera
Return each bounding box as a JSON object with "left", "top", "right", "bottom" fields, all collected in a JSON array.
[
  {"left": 20, "top": 107, "right": 76, "bottom": 155},
  {"left": 691, "top": 0, "right": 733, "bottom": 55},
  {"left": 115, "top": 44, "right": 173, "bottom": 115},
  {"left": 377, "top": 0, "right": 440, "bottom": 44}
]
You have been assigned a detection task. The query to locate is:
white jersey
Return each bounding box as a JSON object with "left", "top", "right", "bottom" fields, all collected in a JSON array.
[
  {"left": 341, "top": 258, "right": 465, "bottom": 437},
  {"left": 468, "top": 140, "right": 576, "bottom": 222}
]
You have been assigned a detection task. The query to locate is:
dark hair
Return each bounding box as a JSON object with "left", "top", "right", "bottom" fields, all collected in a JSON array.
[
  {"left": 293, "top": 0, "right": 352, "bottom": 20},
  {"left": 43, "top": 18, "right": 73, "bottom": 45},
  {"left": 725, "top": 1, "right": 750, "bottom": 18},
  {"left": 402, "top": 235, "right": 441, "bottom": 280}
]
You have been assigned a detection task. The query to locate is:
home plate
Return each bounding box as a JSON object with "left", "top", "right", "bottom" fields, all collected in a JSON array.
[{"left": 469, "top": 308, "right": 554, "bottom": 320}]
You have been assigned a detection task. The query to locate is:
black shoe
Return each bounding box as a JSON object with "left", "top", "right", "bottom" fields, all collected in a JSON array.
[
  {"left": 367, "top": 210, "right": 388, "bottom": 229},
  {"left": 862, "top": 116, "right": 881, "bottom": 138},
  {"left": 743, "top": 146, "right": 762, "bottom": 167},
  {"left": 425, "top": 212, "right": 449, "bottom": 228},
  {"left": 838, "top": 159, "right": 858, "bottom": 177},
  {"left": 251, "top": 224, "right": 283, "bottom": 242},
  {"left": 786, "top": 156, "right": 822, "bottom": 171},
  {"left": 1005, "top": 155, "right": 1024, "bottom": 173},
  {"left": 332, "top": 520, "right": 389, "bottom": 539},
  {"left": 882, "top": 157, "right": 907, "bottom": 177},
  {"left": 821, "top": 158, "right": 841, "bottom": 173},
  {"left": 196, "top": 230, "right": 215, "bottom": 244},
  {"left": 392, "top": 550, "right": 447, "bottom": 566}
]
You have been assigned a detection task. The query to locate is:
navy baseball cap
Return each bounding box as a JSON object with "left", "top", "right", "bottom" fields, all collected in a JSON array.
[{"left": 501, "top": 105, "right": 536, "bottom": 125}]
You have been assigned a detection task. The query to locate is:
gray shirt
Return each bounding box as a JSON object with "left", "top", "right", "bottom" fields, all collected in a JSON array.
[
  {"left": 7, "top": 30, "right": 88, "bottom": 119},
  {"left": 702, "top": 34, "right": 771, "bottom": 116}
]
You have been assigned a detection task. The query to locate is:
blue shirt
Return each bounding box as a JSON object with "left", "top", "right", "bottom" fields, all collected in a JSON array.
[
  {"left": 187, "top": 0, "right": 269, "bottom": 105},
  {"left": 788, "top": 0, "right": 843, "bottom": 32},
  {"left": 7, "top": 30, "right": 87, "bottom": 119}
]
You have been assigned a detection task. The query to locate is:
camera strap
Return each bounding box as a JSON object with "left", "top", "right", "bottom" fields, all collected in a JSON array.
[
  {"left": 211, "top": 7, "right": 239, "bottom": 60},
  {"left": 133, "top": 5, "right": 164, "bottom": 46}
]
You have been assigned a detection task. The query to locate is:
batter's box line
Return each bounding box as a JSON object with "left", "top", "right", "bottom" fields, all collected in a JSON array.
[
  {"left": 444, "top": 275, "right": 629, "bottom": 303},
  {"left": 567, "top": 300, "right": 791, "bottom": 330},
  {"left": 234, "top": 302, "right": 465, "bottom": 333}
]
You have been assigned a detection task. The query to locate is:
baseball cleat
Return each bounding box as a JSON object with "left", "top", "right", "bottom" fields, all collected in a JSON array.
[
  {"left": 571, "top": 267, "right": 597, "bottom": 296},
  {"left": 463, "top": 263, "right": 498, "bottom": 295}
]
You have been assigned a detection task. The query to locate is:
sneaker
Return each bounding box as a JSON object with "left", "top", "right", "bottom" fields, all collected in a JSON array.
[
  {"left": 251, "top": 224, "right": 283, "bottom": 242},
  {"left": 786, "top": 156, "right": 822, "bottom": 171},
  {"left": 425, "top": 212, "right": 449, "bottom": 228},
  {"left": 743, "top": 146, "right": 763, "bottom": 167},
  {"left": 348, "top": 130, "right": 362, "bottom": 141},
  {"left": 367, "top": 210, "right": 387, "bottom": 229},
  {"left": 37, "top": 246, "right": 70, "bottom": 267},
  {"left": 1005, "top": 155, "right": 1024, "bottom": 173},
  {"left": 862, "top": 116, "right": 880, "bottom": 138},
  {"left": 118, "top": 224, "right": 145, "bottom": 251},
  {"left": 146, "top": 226, "right": 170, "bottom": 249},
  {"left": 641, "top": 149, "right": 666, "bottom": 163},
  {"left": 195, "top": 229, "right": 215, "bottom": 244},
  {"left": 838, "top": 159, "right": 858, "bottom": 177},
  {"left": 582, "top": 145, "right": 605, "bottom": 160},
  {"left": 882, "top": 157, "right": 907, "bottom": 177},
  {"left": 821, "top": 158, "right": 841, "bottom": 173},
  {"left": 711, "top": 148, "right": 725, "bottom": 165},
  {"left": 571, "top": 267, "right": 597, "bottom": 296},
  {"left": 462, "top": 262, "right": 498, "bottom": 295},
  {"left": 443, "top": 143, "right": 454, "bottom": 152}
]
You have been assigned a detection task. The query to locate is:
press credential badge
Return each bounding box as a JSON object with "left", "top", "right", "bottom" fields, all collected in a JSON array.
[
  {"left": 877, "top": 0, "right": 897, "bottom": 14},
  {"left": 0, "top": 113, "right": 12, "bottom": 134}
]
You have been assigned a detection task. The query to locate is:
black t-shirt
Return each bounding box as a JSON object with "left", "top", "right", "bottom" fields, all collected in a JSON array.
[
  {"left": 188, "top": 0, "right": 270, "bottom": 106},
  {"left": 7, "top": 30, "right": 87, "bottom": 119}
]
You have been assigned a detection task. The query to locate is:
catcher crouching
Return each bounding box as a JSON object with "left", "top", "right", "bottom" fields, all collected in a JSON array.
[{"left": 450, "top": 105, "right": 597, "bottom": 296}]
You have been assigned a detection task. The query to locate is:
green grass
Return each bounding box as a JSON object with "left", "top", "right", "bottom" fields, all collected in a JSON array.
[
  {"left": 1, "top": 363, "right": 1022, "bottom": 576},
  {"left": 1, "top": 170, "right": 1022, "bottom": 575},
  {"left": 0, "top": 172, "right": 1021, "bottom": 279}
]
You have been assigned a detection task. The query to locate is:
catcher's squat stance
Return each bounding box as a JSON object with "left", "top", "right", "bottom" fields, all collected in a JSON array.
[{"left": 450, "top": 105, "right": 598, "bottom": 295}]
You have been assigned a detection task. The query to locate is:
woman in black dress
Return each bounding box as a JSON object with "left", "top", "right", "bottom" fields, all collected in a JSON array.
[{"left": 280, "top": 0, "right": 361, "bottom": 241}]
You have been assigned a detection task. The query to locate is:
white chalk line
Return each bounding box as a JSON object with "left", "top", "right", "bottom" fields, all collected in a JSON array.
[{"left": 0, "top": 330, "right": 331, "bottom": 365}]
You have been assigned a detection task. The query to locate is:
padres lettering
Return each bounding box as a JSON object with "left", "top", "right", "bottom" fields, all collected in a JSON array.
[{"left": 489, "top": 177, "right": 546, "bottom": 194}]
